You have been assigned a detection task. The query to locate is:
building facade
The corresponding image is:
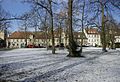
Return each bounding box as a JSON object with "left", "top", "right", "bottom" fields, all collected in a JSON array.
[
  {"left": 6, "top": 31, "right": 88, "bottom": 48},
  {"left": 6, "top": 28, "right": 120, "bottom": 48},
  {"left": 84, "top": 28, "right": 101, "bottom": 46},
  {"left": 0, "top": 31, "right": 4, "bottom": 40}
]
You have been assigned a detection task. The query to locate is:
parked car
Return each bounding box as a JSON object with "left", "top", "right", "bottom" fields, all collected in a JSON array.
[
  {"left": 34, "top": 46, "right": 39, "bottom": 48},
  {"left": 28, "top": 44, "right": 34, "bottom": 48}
]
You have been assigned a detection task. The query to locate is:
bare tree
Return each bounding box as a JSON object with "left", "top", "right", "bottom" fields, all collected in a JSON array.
[
  {"left": 54, "top": 11, "right": 66, "bottom": 48},
  {"left": 19, "top": 11, "right": 33, "bottom": 47},
  {"left": 74, "top": 0, "right": 88, "bottom": 53},
  {"left": 24, "top": 0, "right": 56, "bottom": 54},
  {"left": 0, "top": 5, "right": 11, "bottom": 47},
  {"left": 58, "top": 1, "right": 68, "bottom": 47},
  {"left": 106, "top": 17, "right": 119, "bottom": 49},
  {"left": 38, "top": 10, "right": 50, "bottom": 49},
  {"left": 67, "top": 0, "right": 82, "bottom": 57},
  {"left": 88, "top": 0, "right": 120, "bottom": 52}
]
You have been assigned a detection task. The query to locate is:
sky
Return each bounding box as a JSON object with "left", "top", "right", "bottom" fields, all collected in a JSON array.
[
  {"left": 0, "top": 0, "right": 120, "bottom": 32},
  {"left": 1, "top": 0, "right": 32, "bottom": 31}
]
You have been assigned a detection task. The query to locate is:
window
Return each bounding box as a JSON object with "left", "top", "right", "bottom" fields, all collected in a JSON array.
[
  {"left": 89, "top": 39, "right": 90, "bottom": 42},
  {"left": 61, "top": 39, "right": 64, "bottom": 43},
  {"left": 17, "top": 39, "right": 19, "bottom": 42},
  {"left": 13, "top": 39, "right": 15, "bottom": 42},
  {"left": 95, "top": 35, "right": 96, "bottom": 37},
  {"left": 41, "top": 39, "right": 43, "bottom": 42},
  {"left": 12, "top": 43, "right": 15, "bottom": 46},
  {"left": 57, "top": 39, "right": 59, "bottom": 42},
  {"left": 97, "top": 35, "right": 99, "bottom": 38},
  {"left": 29, "top": 39, "right": 31, "bottom": 42},
  {"left": 94, "top": 39, "right": 96, "bottom": 42},
  {"left": 92, "top": 39, "right": 93, "bottom": 42}
]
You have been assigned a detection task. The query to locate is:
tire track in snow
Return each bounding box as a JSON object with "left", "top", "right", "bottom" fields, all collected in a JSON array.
[
  {"left": 22, "top": 52, "right": 105, "bottom": 82},
  {"left": 0, "top": 57, "right": 70, "bottom": 80}
]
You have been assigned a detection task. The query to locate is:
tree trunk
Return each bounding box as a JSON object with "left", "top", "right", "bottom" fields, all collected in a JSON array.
[
  {"left": 49, "top": 0, "right": 55, "bottom": 54},
  {"left": 80, "top": 1, "right": 85, "bottom": 53},
  {"left": 101, "top": 4, "right": 107, "bottom": 52},
  {"left": 34, "top": 26, "right": 37, "bottom": 46},
  {"left": 67, "top": 0, "right": 82, "bottom": 57},
  {"left": 110, "top": 28, "right": 115, "bottom": 49},
  {"left": 59, "top": 22, "right": 62, "bottom": 47},
  {"left": 65, "top": 19, "right": 68, "bottom": 47},
  {"left": 4, "top": 27, "right": 7, "bottom": 48},
  {"left": 25, "top": 25, "right": 27, "bottom": 48},
  {"left": 45, "top": 27, "right": 48, "bottom": 49}
]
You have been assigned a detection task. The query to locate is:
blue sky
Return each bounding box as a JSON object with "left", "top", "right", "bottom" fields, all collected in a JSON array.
[
  {"left": 1, "top": 0, "right": 120, "bottom": 32},
  {"left": 1, "top": 0, "right": 31, "bottom": 16},
  {"left": 1, "top": 0, "right": 31, "bottom": 31}
]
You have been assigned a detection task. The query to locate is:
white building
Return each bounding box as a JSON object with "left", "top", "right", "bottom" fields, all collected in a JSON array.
[
  {"left": 84, "top": 28, "right": 101, "bottom": 46},
  {"left": 115, "top": 36, "right": 120, "bottom": 43}
]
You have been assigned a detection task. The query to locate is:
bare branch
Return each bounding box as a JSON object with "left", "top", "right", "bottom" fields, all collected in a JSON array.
[
  {"left": 34, "top": 1, "right": 51, "bottom": 15},
  {"left": 0, "top": 17, "right": 25, "bottom": 21}
]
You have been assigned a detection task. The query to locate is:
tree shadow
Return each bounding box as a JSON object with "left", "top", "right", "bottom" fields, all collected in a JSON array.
[
  {"left": 0, "top": 57, "right": 70, "bottom": 80},
  {"left": 22, "top": 52, "right": 104, "bottom": 82}
]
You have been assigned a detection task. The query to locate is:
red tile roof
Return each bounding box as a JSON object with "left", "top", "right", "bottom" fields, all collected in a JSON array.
[
  {"left": 86, "top": 28, "right": 99, "bottom": 34},
  {"left": 7, "top": 31, "right": 58, "bottom": 39},
  {"left": 7, "top": 31, "right": 88, "bottom": 39},
  {"left": 7, "top": 31, "right": 33, "bottom": 39}
]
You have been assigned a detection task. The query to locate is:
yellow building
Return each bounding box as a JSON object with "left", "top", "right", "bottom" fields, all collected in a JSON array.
[
  {"left": 0, "top": 31, "right": 4, "bottom": 40},
  {"left": 6, "top": 31, "right": 88, "bottom": 48},
  {"left": 0, "top": 31, "right": 5, "bottom": 48},
  {"left": 6, "top": 28, "right": 120, "bottom": 48}
]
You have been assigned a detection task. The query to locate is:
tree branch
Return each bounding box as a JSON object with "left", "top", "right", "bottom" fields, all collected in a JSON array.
[
  {"left": 34, "top": 2, "right": 51, "bottom": 15},
  {"left": 0, "top": 17, "right": 25, "bottom": 21}
]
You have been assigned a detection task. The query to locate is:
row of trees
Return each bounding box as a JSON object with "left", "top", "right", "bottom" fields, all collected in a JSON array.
[
  {"left": 0, "top": 0, "right": 120, "bottom": 57},
  {"left": 67, "top": 0, "right": 120, "bottom": 56}
]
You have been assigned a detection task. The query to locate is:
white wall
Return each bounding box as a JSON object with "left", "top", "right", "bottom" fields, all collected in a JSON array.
[{"left": 84, "top": 29, "right": 101, "bottom": 46}]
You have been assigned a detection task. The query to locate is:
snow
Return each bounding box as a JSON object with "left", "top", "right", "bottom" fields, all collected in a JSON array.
[{"left": 0, "top": 47, "right": 120, "bottom": 82}]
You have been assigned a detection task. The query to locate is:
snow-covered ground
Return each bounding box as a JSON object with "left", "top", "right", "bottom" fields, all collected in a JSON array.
[{"left": 0, "top": 47, "right": 120, "bottom": 82}]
